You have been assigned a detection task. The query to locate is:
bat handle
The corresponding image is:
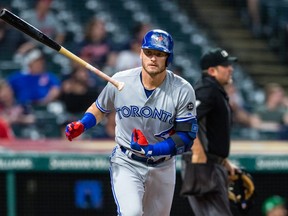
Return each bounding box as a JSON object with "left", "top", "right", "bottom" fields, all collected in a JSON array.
[{"left": 59, "top": 47, "right": 124, "bottom": 91}]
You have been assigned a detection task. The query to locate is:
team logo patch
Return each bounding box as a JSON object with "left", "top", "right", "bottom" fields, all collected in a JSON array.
[
  {"left": 187, "top": 102, "right": 194, "bottom": 110},
  {"left": 151, "top": 33, "right": 169, "bottom": 50},
  {"left": 221, "top": 50, "right": 228, "bottom": 57}
]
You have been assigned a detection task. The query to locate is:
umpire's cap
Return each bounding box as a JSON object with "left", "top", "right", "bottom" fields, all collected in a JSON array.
[
  {"left": 142, "top": 29, "right": 174, "bottom": 65},
  {"left": 200, "top": 48, "right": 237, "bottom": 70}
]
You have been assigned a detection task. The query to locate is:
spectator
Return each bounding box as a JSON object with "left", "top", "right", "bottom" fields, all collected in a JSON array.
[
  {"left": 247, "top": 0, "right": 262, "bottom": 37},
  {"left": 262, "top": 195, "right": 287, "bottom": 216},
  {"left": 132, "top": 22, "right": 152, "bottom": 45},
  {"left": 75, "top": 17, "right": 115, "bottom": 70},
  {"left": 101, "top": 51, "right": 119, "bottom": 77},
  {"left": 7, "top": 49, "right": 61, "bottom": 106},
  {"left": 0, "top": 16, "right": 32, "bottom": 62},
  {"left": 233, "top": 0, "right": 263, "bottom": 37},
  {"left": 19, "top": 0, "right": 66, "bottom": 46},
  {"left": 59, "top": 65, "right": 100, "bottom": 117},
  {"left": 0, "top": 117, "right": 14, "bottom": 139},
  {"left": 170, "top": 65, "right": 194, "bottom": 84},
  {"left": 115, "top": 39, "right": 142, "bottom": 71},
  {"left": 225, "top": 83, "right": 260, "bottom": 128},
  {"left": 59, "top": 65, "right": 108, "bottom": 139},
  {"left": 114, "top": 22, "right": 152, "bottom": 72},
  {"left": 0, "top": 79, "right": 35, "bottom": 137},
  {"left": 251, "top": 83, "right": 288, "bottom": 139},
  {"left": 0, "top": 79, "right": 35, "bottom": 125}
]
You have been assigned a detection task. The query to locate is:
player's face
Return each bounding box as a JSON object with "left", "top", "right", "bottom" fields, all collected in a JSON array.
[
  {"left": 141, "top": 49, "right": 168, "bottom": 76},
  {"left": 212, "top": 64, "right": 233, "bottom": 86}
]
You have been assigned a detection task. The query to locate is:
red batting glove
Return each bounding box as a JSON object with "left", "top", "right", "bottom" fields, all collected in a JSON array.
[
  {"left": 134, "top": 129, "right": 148, "bottom": 146},
  {"left": 131, "top": 129, "right": 153, "bottom": 156},
  {"left": 65, "top": 121, "right": 84, "bottom": 141}
]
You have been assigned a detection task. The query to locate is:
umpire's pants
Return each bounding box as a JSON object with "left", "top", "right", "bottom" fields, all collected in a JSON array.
[{"left": 181, "top": 155, "right": 233, "bottom": 216}]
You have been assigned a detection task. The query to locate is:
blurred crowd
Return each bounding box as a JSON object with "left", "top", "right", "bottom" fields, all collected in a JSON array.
[
  {"left": 0, "top": 0, "right": 288, "bottom": 140},
  {"left": 232, "top": 0, "right": 288, "bottom": 62}
]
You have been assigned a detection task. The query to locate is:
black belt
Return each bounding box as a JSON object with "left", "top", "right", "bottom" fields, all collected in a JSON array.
[
  {"left": 182, "top": 152, "right": 225, "bottom": 165},
  {"left": 120, "top": 146, "right": 167, "bottom": 166},
  {"left": 206, "top": 153, "right": 225, "bottom": 165}
]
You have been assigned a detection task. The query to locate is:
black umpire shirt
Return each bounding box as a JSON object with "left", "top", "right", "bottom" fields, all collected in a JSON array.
[{"left": 195, "top": 74, "right": 232, "bottom": 158}]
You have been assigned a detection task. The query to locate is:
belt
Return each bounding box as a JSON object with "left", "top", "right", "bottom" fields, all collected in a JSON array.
[
  {"left": 182, "top": 152, "right": 225, "bottom": 165},
  {"left": 120, "top": 146, "right": 168, "bottom": 166},
  {"left": 206, "top": 153, "right": 225, "bottom": 165}
]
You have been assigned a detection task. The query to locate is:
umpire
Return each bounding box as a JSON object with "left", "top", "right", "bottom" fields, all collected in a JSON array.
[{"left": 181, "top": 48, "right": 239, "bottom": 216}]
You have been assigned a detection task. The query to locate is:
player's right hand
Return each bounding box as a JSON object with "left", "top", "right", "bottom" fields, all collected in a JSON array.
[
  {"left": 130, "top": 129, "right": 153, "bottom": 157},
  {"left": 65, "top": 121, "right": 84, "bottom": 141}
]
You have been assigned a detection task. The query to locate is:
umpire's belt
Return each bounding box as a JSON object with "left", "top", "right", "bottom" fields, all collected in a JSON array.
[
  {"left": 206, "top": 153, "right": 225, "bottom": 165},
  {"left": 182, "top": 152, "right": 225, "bottom": 165},
  {"left": 120, "top": 146, "right": 169, "bottom": 166}
]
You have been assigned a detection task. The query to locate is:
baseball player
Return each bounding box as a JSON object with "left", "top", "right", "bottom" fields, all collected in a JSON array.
[{"left": 65, "top": 29, "right": 198, "bottom": 216}]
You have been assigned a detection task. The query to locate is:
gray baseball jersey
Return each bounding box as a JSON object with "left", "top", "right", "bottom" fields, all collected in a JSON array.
[{"left": 96, "top": 67, "right": 196, "bottom": 215}]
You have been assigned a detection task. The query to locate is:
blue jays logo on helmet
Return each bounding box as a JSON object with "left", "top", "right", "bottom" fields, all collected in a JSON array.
[
  {"left": 150, "top": 34, "right": 169, "bottom": 52},
  {"left": 142, "top": 29, "right": 174, "bottom": 65}
]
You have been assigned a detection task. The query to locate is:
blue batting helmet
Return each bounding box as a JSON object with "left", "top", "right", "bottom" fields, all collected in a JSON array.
[{"left": 141, "top": 29, "right": 174, "bottom": 65}]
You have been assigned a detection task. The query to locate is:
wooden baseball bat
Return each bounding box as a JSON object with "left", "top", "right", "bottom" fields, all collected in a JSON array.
[{"left": 0, "top": 8, "right": 124, "bottom": 91}]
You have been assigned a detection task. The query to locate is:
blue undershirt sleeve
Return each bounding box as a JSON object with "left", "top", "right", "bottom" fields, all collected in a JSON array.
[
  {"left": 151, "top": 132, "right": 193, "bottom": 156},
  {"left": 79, "top": 112, "right": 97, "bottom": 130}
]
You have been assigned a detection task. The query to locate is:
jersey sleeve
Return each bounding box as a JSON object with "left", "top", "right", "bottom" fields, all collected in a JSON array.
[
  {"left": 95, "top": 82, "right": 116, "bottom": 113},
  {"left": 176, "top": 82, "right": 197, "bottom": 119}
]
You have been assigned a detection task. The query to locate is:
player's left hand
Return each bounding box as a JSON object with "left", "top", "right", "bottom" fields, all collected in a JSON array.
[{"left": 130, "top": 129, "right": 153, "bottom": 157}]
